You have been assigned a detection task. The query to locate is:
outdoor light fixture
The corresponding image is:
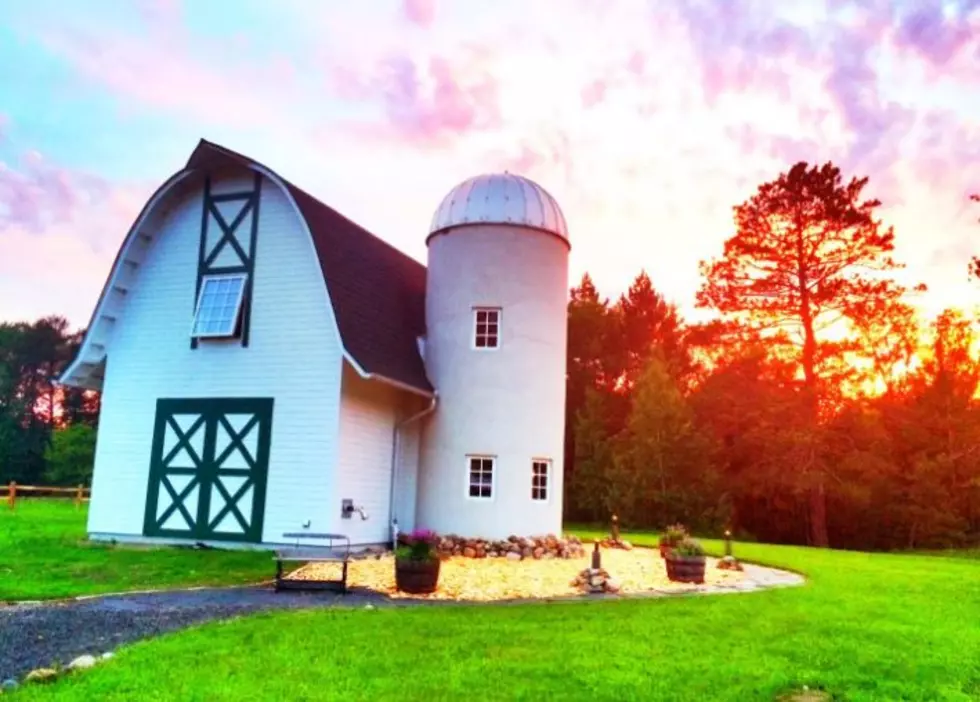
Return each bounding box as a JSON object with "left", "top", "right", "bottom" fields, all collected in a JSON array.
[
  {"left": 341, "top": 499, "right": 369, "bottom": 520},
  {"left": 611, "top": 514, "right": 620, "bottom": 542},
  {"left": 592, "top": 540, "right": 602, "bottom": 570},
  {"left": 724, "top": 529, "right": 733, "bottom": 557}
]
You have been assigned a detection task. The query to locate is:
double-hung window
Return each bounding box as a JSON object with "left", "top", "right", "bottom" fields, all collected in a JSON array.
[
  {"left": 531, "top": 459, "right": 550, "bottom": 501},
  {"left": 473, "top": 307, "right": 500, "bottom": 349},
  {"left": 467, "top": 455, "right": 495, "bottom": 499}
]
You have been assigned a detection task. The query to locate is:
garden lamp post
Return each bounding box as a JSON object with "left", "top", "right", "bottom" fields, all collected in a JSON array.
[
  {"left": 592, "top": 540, "right": 601, "bottom": 570},
  {"left": 724, "top": 529, "right": 733, "bottom": 557},
  {"left": 611, "top": 514, "right": 620, "bottom": 542}
]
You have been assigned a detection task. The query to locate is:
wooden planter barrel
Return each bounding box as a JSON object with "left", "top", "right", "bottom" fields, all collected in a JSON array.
[
  {"left": 665, "top": 554, "right": 706, "bottom": 583},
  {"left": 394, "top": 557, "right": 441, "bottom": 594}
]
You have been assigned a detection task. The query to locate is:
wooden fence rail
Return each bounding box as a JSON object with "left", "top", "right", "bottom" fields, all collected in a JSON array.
[{"left": 1, "top": 482, "right": 90, "bottom": 509}]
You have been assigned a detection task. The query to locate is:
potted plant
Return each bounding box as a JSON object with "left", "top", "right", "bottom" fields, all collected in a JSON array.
[
  {"left": 394, "top": 528, "right": 441, "bottom": 594},
  {"left": 659, "top": 523, "right": 688, "bottom": 558},
  {"left": 665, "top": 536, "right": 706, "bottom": 584}
]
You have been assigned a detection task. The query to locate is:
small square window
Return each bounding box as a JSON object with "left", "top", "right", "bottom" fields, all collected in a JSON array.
[
  {"left": 473, "top": 307, "right": 500, "bottom": 349},
  {"left": 532, "top": 460, "right": 549, "bottom": 501},
  {"left": 467, "top": 455, "right": 495, "bottom": 499},
  {"left": 191, "top": 274, "right": 247, "bottom": 338}
]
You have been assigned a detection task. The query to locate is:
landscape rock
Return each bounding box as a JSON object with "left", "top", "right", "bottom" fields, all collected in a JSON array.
[
  {"left": 599, "top": 537, "right": 634, "bottom": 551},
  {"left": 100, "top": 652, "right": 114, "bottom": 660},
  {"left": 68, "top": 654, "right": 97, "bottom": 670},
  {"left": 506, "top": 552, "right": 521, "bottom": 562},
  {"left": 570, "top": 567, "right": 620, "bottom": 595},
  {"left": 718, "top": 556, "right": 744, "bottom": 571},
  {"left": 25, "top": 668, "right": 57, "bottom": 684},
  {"left": 435, "top": 534, "right": 586, "bottom": 560},
  {"left": 2, "top": 679, "right": 18, "bottom": 690}
]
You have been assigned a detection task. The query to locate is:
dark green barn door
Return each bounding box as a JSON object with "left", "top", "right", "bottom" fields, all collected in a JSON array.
[{"left": 144, "top": 398, "right": 273, "bottom": 543}]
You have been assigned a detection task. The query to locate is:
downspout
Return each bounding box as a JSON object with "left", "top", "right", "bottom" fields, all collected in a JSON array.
[{"left": 388, "top": 392, "right": 438, "bottom": 549}]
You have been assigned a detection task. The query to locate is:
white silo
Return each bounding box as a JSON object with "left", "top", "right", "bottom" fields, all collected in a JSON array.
[{"left": 415, "top": 173, "right": 570, "bottom": 540}]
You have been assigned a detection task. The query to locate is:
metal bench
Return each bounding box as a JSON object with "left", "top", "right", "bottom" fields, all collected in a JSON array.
[{"left": 274, "top": 532, "right": 351, "bottom": 594}]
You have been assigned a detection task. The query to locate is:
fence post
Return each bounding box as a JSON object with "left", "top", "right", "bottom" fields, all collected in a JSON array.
[
  {"left": 7, "top": 481, "right": 15, "bottom": 510},
  {"left": 75, "top": 484, "right": 84, "bottom": 509}
]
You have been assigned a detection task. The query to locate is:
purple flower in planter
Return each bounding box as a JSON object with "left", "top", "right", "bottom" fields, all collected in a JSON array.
[
  {"left": 397, "top": 528, "right": 439, "bottom": 561},
  {"left": 408, "top": 528, "right": 437, "bottom": 544}
]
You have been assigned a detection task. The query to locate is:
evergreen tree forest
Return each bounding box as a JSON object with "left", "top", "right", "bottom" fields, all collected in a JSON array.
[
  {"left": 0, "top": 317, "right": 99, "bottom": 487},
  {"left": 2, "top": 159, "right": 978, "bottom": 552},
  {"left": 566, "top": 161, "right": 980, "bottom": 551}
]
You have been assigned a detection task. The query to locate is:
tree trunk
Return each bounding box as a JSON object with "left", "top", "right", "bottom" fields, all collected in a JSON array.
[
  {"left": 798, "top": 257, "right": 829, "bottom": 548},
  {"left": 809, "top": 478, "right": 829, "bottom": 547}
]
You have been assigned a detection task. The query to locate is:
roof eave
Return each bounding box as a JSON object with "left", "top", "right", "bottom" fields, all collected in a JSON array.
[{"left": 343, "top": 355, "right": 434, "bottom": 398}]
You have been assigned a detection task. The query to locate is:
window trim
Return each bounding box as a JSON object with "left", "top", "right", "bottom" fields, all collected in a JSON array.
[
  {"left": 531, "top": 458, "right": 551, "bottom": 503},
  {"left": 472, "top": 307, "right": 501, "bottom": 350},
  {"left": 465, "top": 454, "right": 496, "bottom": 501},
  {"left": 190, "top": 272, "right": 248, "bottom": 339}
]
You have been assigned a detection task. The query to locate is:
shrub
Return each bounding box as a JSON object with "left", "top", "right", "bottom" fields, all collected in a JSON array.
[
  {"left": 671, "top": 536, "right": 705, "bottom": 557},
  {"left": 43, "top": 423, "right": 96, "bottom": 486},
  {"left": 395, "top": 528, "right": 439, "bottom": 562},
  {"left": 659, "top": 523, "right": 688, "bottom": 547}
]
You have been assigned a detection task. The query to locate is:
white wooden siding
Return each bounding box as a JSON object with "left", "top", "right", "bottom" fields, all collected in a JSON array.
[
  {"left": 335, "top": 365, "right": 400, "bottom": 545},
  {"left": 88, "top": 170, "right": 344, "bottom": 544}
]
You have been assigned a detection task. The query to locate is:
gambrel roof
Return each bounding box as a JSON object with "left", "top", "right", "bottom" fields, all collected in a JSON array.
[{"left": 61, "top": 139, "right": 433, "bottom": 395}]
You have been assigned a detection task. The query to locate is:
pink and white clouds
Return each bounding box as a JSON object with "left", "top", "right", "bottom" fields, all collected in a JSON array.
[{"left": 2, "top": 0, "right": 979, "bottom": 328}]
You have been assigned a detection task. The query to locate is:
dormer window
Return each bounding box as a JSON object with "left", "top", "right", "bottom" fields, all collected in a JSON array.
[
  {"left": 191, "top": 274, "right": 247, "bottom": 338},
  {"left": 473, "top": 307, "right": 500, "bottom": 349}
]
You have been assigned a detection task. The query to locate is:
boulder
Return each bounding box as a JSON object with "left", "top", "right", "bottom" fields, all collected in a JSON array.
[
  {"left": 506, "top": 551, "right": 522, "bottom": 562},
  {"left": 68, "top": 655, "right": 97, "bottom": 671},
  {"left": 25, "top": 669, "right": 57, "bottom": 684},
  {"left": 462, "top": 547, "right": 476, "bottom": 558}
]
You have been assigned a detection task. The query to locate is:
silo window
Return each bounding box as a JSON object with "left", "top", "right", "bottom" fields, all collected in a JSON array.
[
  {"left": 473, "top": 308, "right": 500, "bottom": 349},
  {"left": 467, "top": 455, "right": 495, "bottom": 499},
  {"left": 531, "top": 460, "right": 550, "bottom": 501}
]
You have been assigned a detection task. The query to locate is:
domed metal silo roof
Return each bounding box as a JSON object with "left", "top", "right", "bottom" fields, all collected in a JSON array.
[{"left": 427, "top": 172, "right": 569, "bottom": 245}]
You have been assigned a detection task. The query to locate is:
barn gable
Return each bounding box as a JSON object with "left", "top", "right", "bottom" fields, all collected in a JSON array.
[{"left": 60, "top": 139, "right": 433, "bottom": 396}]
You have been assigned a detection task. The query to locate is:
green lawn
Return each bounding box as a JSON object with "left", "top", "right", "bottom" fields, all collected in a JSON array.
[
  {"left": 0, "top": 500, "right": 272, "bottom": 601},
  {"left": 10, "top": 509, "right": 980, "bottom": 700}
]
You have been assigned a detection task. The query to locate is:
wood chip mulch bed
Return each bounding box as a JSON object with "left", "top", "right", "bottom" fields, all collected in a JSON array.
[{"left": 289, "top": 547, "right": 746, "bottom": 601}]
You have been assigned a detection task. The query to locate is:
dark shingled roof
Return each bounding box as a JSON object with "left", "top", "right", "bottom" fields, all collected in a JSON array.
[{"left": 187, "top": 140, "right": 433, "bottom": 394}]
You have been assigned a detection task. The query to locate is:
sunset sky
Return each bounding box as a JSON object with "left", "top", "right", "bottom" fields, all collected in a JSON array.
[{"left": 1, "top": 0, "right": 979, "bottom": 330}]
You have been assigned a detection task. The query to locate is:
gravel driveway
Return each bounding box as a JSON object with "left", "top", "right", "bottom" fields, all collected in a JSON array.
[{"left": 0, "top": 585, "right": 386, "bottom": 681}]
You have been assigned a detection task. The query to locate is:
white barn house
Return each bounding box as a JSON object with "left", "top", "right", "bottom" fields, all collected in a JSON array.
[{"left": 60, "top": 140, "right": 570, "bottom": 547}]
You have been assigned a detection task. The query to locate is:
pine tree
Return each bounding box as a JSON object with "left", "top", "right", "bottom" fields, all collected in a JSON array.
[{"left": 697, "top": 161, "right": 912, "bottom": 547}]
